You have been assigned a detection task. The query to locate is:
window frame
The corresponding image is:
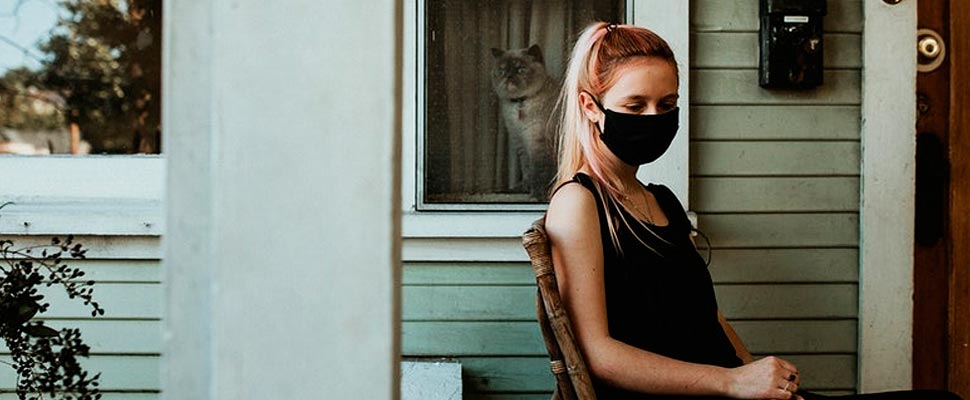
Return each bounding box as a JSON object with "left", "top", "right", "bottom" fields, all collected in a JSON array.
[
  {"left": 0, "top": 155, "right": 164, "bottom": 236},
  {"left": 0, "top": 1, "right": 165, "bottom": 236},
  {"left": 402, "top": 0, "right": 689, "bottom": 237},
  {"left": 412, "top": 0, "right": 638, "bottom": 212},
  {"left": 413, "top": 0, "right": 551, "bottom": 212}
]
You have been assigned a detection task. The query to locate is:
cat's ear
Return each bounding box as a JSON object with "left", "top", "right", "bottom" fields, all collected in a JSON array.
[
  {"left": 490, "top": 48, "right": 504, "bottom": 59},
  {"left": 527, "top": 44, "right": 544, "bottom": 65}
]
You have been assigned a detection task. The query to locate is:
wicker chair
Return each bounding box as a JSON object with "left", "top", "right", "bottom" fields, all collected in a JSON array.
[{"left": 522, "top": 218, "right": 598, "bottom": 400}]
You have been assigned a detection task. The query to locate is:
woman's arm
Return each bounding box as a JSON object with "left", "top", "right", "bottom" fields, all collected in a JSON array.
[
  {"left": 719, "top": 309, "right": 755, "bottom": 364},
  {"left": 546, "top": 183, "right": 800, "bottom": 399},
  {"left": 690, "top": 227, "right": 754, "bottom": 365}
]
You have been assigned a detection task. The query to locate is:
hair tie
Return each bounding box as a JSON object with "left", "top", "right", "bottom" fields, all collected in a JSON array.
[{"left": 605, "top": 23, "right": 618, "bottom": 33}]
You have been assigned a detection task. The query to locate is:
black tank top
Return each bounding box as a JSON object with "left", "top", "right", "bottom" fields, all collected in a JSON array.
[{"left": 562, "top": 173, "right": 742, "bottom": 399}]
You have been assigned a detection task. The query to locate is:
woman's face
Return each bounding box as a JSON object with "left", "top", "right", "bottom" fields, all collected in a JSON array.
[{"left": 582, "top": 56, "right": 679, "bottom": 123}]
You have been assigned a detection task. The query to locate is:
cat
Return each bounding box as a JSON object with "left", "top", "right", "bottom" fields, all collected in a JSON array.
[{"left": 491, "top": 44, "right": 559, "bottom": 201}]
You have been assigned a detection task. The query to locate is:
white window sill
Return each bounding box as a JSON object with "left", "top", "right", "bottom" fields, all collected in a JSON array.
[{"left": 0, "top": 198, "right": 163, "bottom": 236}]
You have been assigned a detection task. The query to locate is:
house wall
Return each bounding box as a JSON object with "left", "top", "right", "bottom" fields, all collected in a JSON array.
[
  {"left": 0, "top": 157, "right": 164, "bottom": 398},
  {"left": 401, "top": 1, "right": 863, "bottom": 398},
  {"left": 0, "top": 235, "right": 162, "bottom": 399},
  {"left": 690, "top": 0, "right": 861, "bottom": 394},
  {"left": 0, "top": 0, "right": 864, "bottom": 398}
]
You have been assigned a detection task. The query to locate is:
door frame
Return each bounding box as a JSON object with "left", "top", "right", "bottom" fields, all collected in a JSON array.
[
  {"left": 858, "top": 0, "right": 917, "bottom": 392},
  {"left": 946, "top": 1, "right": 970, "bottom": 396}
]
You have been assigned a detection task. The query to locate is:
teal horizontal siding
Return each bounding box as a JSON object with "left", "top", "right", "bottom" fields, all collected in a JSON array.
[
  {"left": 402, "top": 0, "right": 863, "bottom": 397},
  {"left": 0, "top": 1, "right": 865, "bottom": 398},
  {"left": 687, "top": 0, "right": 862, "bottom": 393},
  {"left": 0, "top": 236, "right": 161, "bottom": 398}
]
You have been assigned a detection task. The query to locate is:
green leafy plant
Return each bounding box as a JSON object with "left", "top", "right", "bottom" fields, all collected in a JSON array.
[{"left": 1, "top": 233, "right": 104, "bottom": 400}]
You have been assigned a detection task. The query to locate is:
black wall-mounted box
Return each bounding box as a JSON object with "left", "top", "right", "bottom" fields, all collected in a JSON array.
[{"left": 759, "top": 0, "right": 827, "bottom": 89}]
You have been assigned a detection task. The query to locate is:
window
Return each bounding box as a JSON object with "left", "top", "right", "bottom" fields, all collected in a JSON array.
[
  {"left": 1, "top": 1, "right": 164, "bottom": 231},
  {"left": 0, "top": 0, "right": 162, "bottom": 155},
  {"left": 418, "top": 0, "right": 625, "bottom": 210}
]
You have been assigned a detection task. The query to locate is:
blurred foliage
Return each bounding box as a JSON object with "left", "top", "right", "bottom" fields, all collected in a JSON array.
[
  {"left": 0, "top": 0, "right": 162, "bottom": 154},
  {"left": 0, "top": 67, "right": 64, "bottom": 131}
]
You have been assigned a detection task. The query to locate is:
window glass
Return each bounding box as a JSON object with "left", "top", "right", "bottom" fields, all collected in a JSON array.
[
  {"left": 422, "top": 0, "right": 624, "bottom": 207},
  {"left": 0, "top": 0, "right": 162, "bottom": 155}
]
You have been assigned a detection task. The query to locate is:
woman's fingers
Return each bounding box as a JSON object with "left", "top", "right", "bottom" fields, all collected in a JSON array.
[
  {"left": 769, "top": 356, "right": 801, "bottom": 399},
  {"left": 772, "top": 388, "right": 795, "bottom": 399},
  {"left": 728, "top": 356, "right": 804, "bottom": 399},
  {"left": 778, "top": 378, "right": 798, "bottom": 394},
  {"left": 774, "top": 357, "right": 800, "bottom": 385},
  {"left": 777, "top": 358, "right": 799, "bottom": 376}
]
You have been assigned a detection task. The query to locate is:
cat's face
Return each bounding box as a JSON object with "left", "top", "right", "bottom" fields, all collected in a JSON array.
[{"left": 491, "top": 46, "right": 547, "bottom": 99}]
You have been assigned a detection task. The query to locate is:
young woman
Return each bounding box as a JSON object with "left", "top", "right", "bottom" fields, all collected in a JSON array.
[{"left": 544, "top": 22, "right": 962, "bottom": 400}]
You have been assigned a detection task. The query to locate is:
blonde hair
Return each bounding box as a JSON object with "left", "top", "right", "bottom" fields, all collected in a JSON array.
[{"left": 552, "top": 22, "right": 679, "bottom": 252}]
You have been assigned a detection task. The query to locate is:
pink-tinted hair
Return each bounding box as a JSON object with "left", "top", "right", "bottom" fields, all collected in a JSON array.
[{"left": 552, "top": 22, "right": 679, "bottom": 252}]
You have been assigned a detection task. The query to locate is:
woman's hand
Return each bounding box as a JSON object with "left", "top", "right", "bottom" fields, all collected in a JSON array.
[{"left": 724, "top": 356, "right": 802, "bottom": 400}]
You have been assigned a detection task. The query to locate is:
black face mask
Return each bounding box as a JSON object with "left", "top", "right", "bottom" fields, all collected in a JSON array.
[{"left": 589, "top": 94, "right": 679, "bottom": 166}]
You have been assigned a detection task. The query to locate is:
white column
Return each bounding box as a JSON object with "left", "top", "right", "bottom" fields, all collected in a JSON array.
[
  {"left": 163, "top": 0, "right": 402, "bottom": 398},
  {"left": 859, "top": 0, "right": 917, "bottom": 392}
]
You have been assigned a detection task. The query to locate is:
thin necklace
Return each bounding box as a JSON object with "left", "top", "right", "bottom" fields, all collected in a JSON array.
[{"left": 619, "top": 189, "right": 654, "bottom": 224}]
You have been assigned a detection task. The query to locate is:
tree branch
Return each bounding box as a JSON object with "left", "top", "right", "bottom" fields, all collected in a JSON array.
[
  {"left": 0, "top": 0, "right": 59, "bottom": 18},
  {"left": 0, "top": 33, "right": 45, "bottom": 63}
]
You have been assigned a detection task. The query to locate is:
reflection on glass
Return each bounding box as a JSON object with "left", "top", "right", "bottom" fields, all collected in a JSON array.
[
  {"left": 0, "top": 0, "right": 162, "bottom": 155},
  {"left": 423, "top": 0, "right": 624, "bottom": 206}
]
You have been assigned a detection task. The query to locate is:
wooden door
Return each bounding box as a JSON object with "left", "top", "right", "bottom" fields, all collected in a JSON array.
[
  {"left": 914, "top": 1, "right": 969, "bottom": 397},
  {"left": 948, "top": 1, "right": 970, "bottom": 396}
]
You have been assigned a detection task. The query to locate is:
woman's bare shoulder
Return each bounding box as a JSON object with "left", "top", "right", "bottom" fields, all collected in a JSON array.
[{"left": 546, "top": 180, "right": 599, "bottom": 242}]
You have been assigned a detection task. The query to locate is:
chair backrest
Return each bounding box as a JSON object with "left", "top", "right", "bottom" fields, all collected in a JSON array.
[{"left": 522, "top": 218, "right": 598, "bottom": 400}]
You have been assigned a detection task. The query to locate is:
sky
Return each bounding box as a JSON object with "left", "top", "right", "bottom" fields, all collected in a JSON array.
[{"left": 0, "top": 0, "right": 61, "bottom": 75}]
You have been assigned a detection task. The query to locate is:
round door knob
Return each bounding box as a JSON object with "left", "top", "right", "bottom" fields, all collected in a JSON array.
[
  {"left": 917, "top": 29, "right": 946, "bottom": 73},
  {"left": 919, "top": 36, "right": 942, "bottom": 59}
]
